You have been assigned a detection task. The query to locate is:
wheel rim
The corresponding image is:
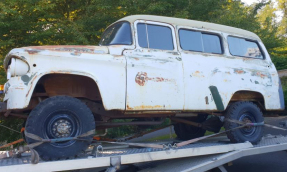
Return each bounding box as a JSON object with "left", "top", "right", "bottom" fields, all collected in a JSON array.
[
  {"left": 43, "top": 110, "right": 81, "bottom": 147},
  {"left": 239, "top": 112, "right": 257, "bottom": 137}
]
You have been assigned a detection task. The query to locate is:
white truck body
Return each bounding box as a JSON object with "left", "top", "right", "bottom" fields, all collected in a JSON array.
[{"left": 2, "top": 15, "right": 284, "bottom": 113}]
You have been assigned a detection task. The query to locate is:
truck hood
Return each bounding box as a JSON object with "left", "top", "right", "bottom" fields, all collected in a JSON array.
[{"left": 4, "top": 45, "right": 109, "bottom": 70}]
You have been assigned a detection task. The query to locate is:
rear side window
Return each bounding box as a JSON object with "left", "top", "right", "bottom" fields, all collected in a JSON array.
[
  {"left": 179, "top": 29, "right": 222, "bottom": 54},
  {"left": 228, "top": 36, "right": 263, "bottom": 59},
  {"left": 137, "top": 23, "right": 174, "bottom": 50}
]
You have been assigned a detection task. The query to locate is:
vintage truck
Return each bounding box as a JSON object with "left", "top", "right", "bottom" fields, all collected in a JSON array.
[{"left": 0, "top": 15, "right": 284, "bottom": 160}]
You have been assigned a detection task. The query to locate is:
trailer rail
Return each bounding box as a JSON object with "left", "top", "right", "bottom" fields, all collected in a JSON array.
[{"left": 1, "top": 134, "right": 287, "bottom": 172}]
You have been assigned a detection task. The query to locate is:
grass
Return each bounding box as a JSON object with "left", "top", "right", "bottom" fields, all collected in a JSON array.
[{"left": 145, "top": 133, "right": 177, "bottom": 142}]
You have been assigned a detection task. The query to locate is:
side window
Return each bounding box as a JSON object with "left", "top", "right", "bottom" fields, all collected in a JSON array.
[
  {"left": 228, "top": 36, "right": 263, "bottom": 59},
  {"left": 202, "top": 34, "right": 222, "bottom": 54},
  {"left": 99, "top": 22, "right": 132, "bottom": 46},
  {"left": 137, "top": 23, "right": 148, "bottom": 48},
  {"left": 179, "top": 30, "right": 202, "bottom": 52},
  {"left": 137, "top": 23, "right": 174, "bottom": 50},
  {"left": 179, "top": 29, "right": 223, "bottom": 54}
]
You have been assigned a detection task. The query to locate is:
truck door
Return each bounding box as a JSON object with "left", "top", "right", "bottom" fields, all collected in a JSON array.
[
  {"left": 179, "top": 28, "right": 226, "bottom": 111},
  {"left": 125, "top": 20, "right": 184, "bottom": 111}
]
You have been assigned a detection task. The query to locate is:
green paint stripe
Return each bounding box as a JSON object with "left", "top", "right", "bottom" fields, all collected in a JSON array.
[{"left": 209, "top": 86, "right": 224, "bottom": 111}]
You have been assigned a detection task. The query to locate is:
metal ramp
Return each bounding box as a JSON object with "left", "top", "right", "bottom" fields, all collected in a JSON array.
[
  {"left": 0, "top": 135, "right": 287, "bottom": 172},
  {"left": 137, "top": 135, "right": 287, "bottom": 172}
]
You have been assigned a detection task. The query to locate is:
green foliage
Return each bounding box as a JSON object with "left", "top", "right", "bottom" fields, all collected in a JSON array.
[
  {"left": 280, "top": 76, "right": 287, "bottom": 108},
  {"left": 272, "top": 57, "right": 287, "bottom": 70},
  {"left": 106, "top": 119, "right": 138, "bottom": 138},
  {"left": 145, "top": 133, "right": 177, "bottom": 142},
  {"left": 0, "top": 0, "right": 286, "bottom": 75},
  {"left": 106, "top": 118, "right": 171, "bottom": 139},
  {"left": 0, "top": 0, "right": 287, "bottom": 143},
  {"left": 0, "top": 117, "right": 23, "bottom": 148}
]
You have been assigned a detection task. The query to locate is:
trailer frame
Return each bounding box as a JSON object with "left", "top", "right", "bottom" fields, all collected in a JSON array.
[{"left": 1, "top": 134, "right": 287, "bottom": 172}]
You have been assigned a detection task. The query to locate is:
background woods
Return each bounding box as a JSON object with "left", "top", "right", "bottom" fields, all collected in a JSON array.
[
  {"left": 0, "top": 0, "right": 286, "bottom": 76},
  {"left": 0, "top": 0, "right": 286, "bottom": 143}
]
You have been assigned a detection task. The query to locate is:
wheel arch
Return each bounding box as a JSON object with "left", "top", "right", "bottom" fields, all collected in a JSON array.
[
  {"left": 25, "top": 71, "right": 107, "bottom": 109},
  {"left": 228, "top": 90, "right": 266, "bottom": 110}
]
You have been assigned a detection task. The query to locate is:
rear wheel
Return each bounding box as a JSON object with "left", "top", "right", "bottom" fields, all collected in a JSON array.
[
  {"left": 174, "top": 115, "right": 208, "bottom": 140},
  {"left": 25, "top": 96, "right": 95, "bottom": 160},
  {"left": 224, "top": 101, "right": 264, "bottom": 144}
]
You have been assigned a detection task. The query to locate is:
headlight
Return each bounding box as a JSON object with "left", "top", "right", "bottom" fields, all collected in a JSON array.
[{"left": 8, "top": 58, "right": 29, "bottom": 77}]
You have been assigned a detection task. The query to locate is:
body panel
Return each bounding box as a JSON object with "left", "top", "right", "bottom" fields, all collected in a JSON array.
[
  {"left": 4, "top": 46, "right": 126, "bottom": 110},
  {"left": 125, "top": 49, "right": 184, "bottom": 110}
]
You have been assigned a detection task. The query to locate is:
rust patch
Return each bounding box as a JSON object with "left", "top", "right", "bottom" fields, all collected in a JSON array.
[
  {"left": 135, "top": 105, "right": 163, "bottom": 109},
  {"left": 54, "top": 47, "right": 98, "bottom": 54},
  {"left": 25, "top": 45, "right": 98, "bottom": 49},
  {"left": 234, "top": 68, "right": 246, "bottom": 74},
  {"left": 26, "top": 85, "right": 33, "bottom": 97},
  {"left": 113, "top": 55, "right": 122, "bottom": 58},
  {"left": 251, "top": 71, "right": 267, "bottom": 79},
  {"left": 127, "top": 105, "right": 133, "bottom": 110},
  {"left": 205, "top": 96, "right": 209, "bottom": 105},
  {"left": 25, "top": 49, "right": 41, "bottom": 54},
  {"left": 23, "top": 45, "right": 106, "bottom": 55},
  {"left": 29, "top": 75, "right": 38, "bottom": 85},
  {"left": 135, "top": 72, "right": 147, "bottom": 86},
  {"left": 135, "top": 72, "right": 173, "bottom": 86},
  {"left": 127, "top": 105, "right": 164, "bottom": 110},
  {"left": 134, "top": 57, "right": 139, "bottom": 61},
  {"left": 192, "top": 71, "right": 205, "bottom": 77}
]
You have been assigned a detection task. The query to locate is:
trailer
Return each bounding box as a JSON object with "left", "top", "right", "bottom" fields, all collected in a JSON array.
[{"left": 0, "top": 133, "right": 287, "bottom": 172}]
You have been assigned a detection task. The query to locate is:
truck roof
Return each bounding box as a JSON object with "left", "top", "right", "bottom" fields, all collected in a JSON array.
[{"left": 118, "top": 15, "right": 260, "bottom": 40}]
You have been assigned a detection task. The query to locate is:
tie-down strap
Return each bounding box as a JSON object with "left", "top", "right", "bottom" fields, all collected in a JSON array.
[{"left": 24, "top": 129, "right": 95, "bottom": 149}]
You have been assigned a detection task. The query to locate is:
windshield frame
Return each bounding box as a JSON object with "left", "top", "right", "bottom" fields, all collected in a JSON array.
[{"left": 99, "top": 21, "right": 133, "bottom": 46}]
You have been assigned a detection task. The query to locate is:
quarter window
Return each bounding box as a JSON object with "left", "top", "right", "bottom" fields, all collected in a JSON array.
[
  {"left": 228, "top": 36, "right": 263, "bottom": 59},
  {"left": 137, "top": 23, "right": 174, "bottom": 50},
  {"left": 179, "top": 29, "right": 222, "bottom": 54}
]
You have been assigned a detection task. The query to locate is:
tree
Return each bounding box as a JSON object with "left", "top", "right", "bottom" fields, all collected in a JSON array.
[{"left": 277, "top": 0, "right": 287, "bottom": 36}]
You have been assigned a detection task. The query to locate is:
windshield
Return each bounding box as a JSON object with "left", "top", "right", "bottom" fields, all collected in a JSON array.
[{"left": 99, "top": 21, "right": 132, "bottom": 46}]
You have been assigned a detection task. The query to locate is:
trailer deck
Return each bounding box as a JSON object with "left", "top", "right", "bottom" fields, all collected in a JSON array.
[{"left": 1, "top": 134, "right": 287, "bottom": 172}]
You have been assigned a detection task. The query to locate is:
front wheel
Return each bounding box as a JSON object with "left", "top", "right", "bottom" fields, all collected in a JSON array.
[
  {"left": 224, "top": 101, "right": 264, "bottom": 144},
  {"left": 25, "top": 96, "right": 95, "bottom": 160}
]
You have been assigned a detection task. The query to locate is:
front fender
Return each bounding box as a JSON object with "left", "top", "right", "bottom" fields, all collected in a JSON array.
[{"left": 4, "top": 71, "right": 124, "bottom": 111}]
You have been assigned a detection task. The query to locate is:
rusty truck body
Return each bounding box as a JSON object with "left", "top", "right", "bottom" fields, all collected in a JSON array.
[{"left": 0, "top": 15, "right": 284, "bottom": 160}]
